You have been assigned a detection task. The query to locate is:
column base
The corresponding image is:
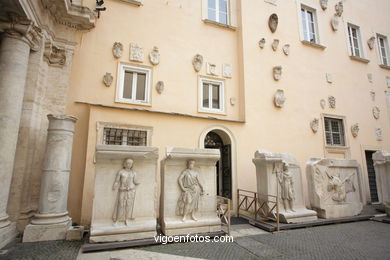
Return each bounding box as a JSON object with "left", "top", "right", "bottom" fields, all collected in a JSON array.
[
  {"left": 23, "top": 220, "right": 71, "bottom": 242},
  {"left": 0, "top": 222, "right": 17, "bottom": 249}
]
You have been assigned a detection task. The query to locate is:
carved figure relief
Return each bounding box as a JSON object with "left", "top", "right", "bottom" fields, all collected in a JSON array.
[
  {"left": 258, "top": 38, "right": 266, "bottom": 49},
  {"left": 351, "top": 123, "right": 359, "bottom": 138},
  {"left": 273, "top": 66, "right": 282, "bottom": 81},
  {"left": 274, "top": 89, "right": 286, "bottom": 108},
  {"left": 176, "top": 160, "right": 204, "bottom": 222},
  {"left": 268, "top": 13, "right": 278, "bottom": 33},
  {"left": 331, "top": 15, "right": 339, "bottom": 31},
  {"left": 103, "top": 72, "right": 113, "bottom": 87},
  {"left": 367, "top": 37, "right": 376, "bottom": 50},
  {"left": 206, "top": 63, "right": 218, "bottom": 76},
  {"left": 44, "top": 41, "right": 66, "bottom": 66},
  {"left": 335, "top": 1, "right": 343, "bottom": 16},
  {"left": 328, "top": 96, "right": 336, "bottom": 108},
  {"left": 320, "top": 99, "right": 326, "bottom": 109},
  {"left": 272, "top": 39, "right": 280, "bottom": 51},
  {"left": 274, "top": 162, "right": 295, "bottom": 212},
  {"left": 192, "top": 54, "right": 203, "bottom": 72},
  {"left": 129, "top": 43, "right": 144, "bottom": 62},
  {"left": 326, "top": 73, "right": 333, "bottom": 83},
  {"left": 112, "top": 158, "right": 140, "bottom": 226},
  {"left": 282, "top": 44, "right": 290, "bottom": 55},
  {"left": 149, "top": 46, "right": 160, "bottom": 65},
  {"left": 222, "top": 64, "right": 232, "bottom": 78},
  {"left": 373, "top": 106, "right": 380, "bottom": 119},
  {"left": 156, "top": 81, "right": 164, "bottom": 94},
  {"left": 112, "top": 42, "right": 123, "bottom": 58},
  {"left": 376, "top": 127, "right": 383, "bottom": 141},
  {"left": 311, "top": 118, "right": 319, "bottom": 133},
  {"left": 319, "top": 0, "right": 328, "bottom": 10}
]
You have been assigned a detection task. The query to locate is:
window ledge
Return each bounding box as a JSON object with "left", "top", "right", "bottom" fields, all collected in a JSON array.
[
  {"left": 325, "top": 145, "right": 349, "bottom": 150},
  {"left": 118, "top": 0, "right": 142, "bottom": 6},
  {"left": 115, "top": 99, "right": 152, "bottom": 107},
  {"left": 203, "top": 19, "right": 237, "bottom": 31},
  {"left": 301, "top": 40, "right": 326, "bottom": 50},
  {"left": 198, "top": 109, "right": 227, "bottom": 116},
  {"left": 349, "top": 55, "right": 370, "bottom": 63},
  {"left": 379, "top": 64, "right": 390, "bottom": 70}
]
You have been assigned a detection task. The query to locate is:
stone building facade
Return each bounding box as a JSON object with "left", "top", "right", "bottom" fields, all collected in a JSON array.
[{"left": 1, "top": 0, "right": 390, "bottom": 247}]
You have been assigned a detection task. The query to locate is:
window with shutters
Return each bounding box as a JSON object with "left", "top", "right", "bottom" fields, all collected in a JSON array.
[
  {"left": 324, "top": 117, "right": 345, "bottom": 146},
  {"left": 377, "top": 34, "right": 389, "bottom": 67},
  {"left": 348, "top": 24, "right": 363, "bottom": 58}
]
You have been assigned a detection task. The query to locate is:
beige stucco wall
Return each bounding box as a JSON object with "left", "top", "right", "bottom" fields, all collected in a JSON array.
[{"left": 65, "top": 0, "right": 390, "bottom": 225}]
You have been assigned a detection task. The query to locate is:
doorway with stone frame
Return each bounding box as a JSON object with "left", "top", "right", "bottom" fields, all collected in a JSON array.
[{"left": 365, "top": 150, "right": 379, "bottom": 203}]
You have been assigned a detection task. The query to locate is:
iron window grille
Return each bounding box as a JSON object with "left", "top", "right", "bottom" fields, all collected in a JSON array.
[
  {"left": 324, "top": 117, "right": 345, "bottom": 146},
  {"left": 103, "top": 127, "right": 147, "bottom": 146}
]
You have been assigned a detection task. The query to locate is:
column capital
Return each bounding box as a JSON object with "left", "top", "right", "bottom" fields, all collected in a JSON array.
[{"left": 0, "top": 13, "right": 42, "bottom": 51}]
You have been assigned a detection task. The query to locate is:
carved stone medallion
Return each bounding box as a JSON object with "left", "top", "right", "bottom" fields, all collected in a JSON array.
[
  {"left": 112, "top": 42, "right": 123, "bottom": 58},
  {"left": 367, "top": 37, "right": 376, "bottom": 50},
  {"left": 222, "top": 64, "right": 232, "bottom": 78},
  {"left": 320, "top": 99, "right": 326, "bottom": 109},
  {"left": 351, "top": 123, "right": 359, "bottom": 138},
  {"left": 282, "top": 44, "right": 290, "bottom": 55},
  {"left": 274, "top": 89, "right": 286, "bottom": 108},
  {"left": 319, "top": 0, "right": 328, "bottom": 10},
  {"left": 373, "top": 106, "right": 380, "bottom": 119},
  {"left": 129, "top": 43, "right": 144, "bottom": 62},
  {"left": 103, "top": 72, "right": 113, "bottom": 87},
  {"left": 272, "top": 39, "right": 279, "bottom": 51},
  {"left": 273, "top": 66, "right": 282, "bottom": 81},
  {"left": 335, "top": 1, "right": 343, "bottom": 17},
  {"left": 206, "top": 63, "right": 218, "bottom": 76},
  {"left": 192, "top": 54, "right": 203, "bottom": 72},
  {"left": 311, "top": 118, "right": 319, "bottom": 133},
  {"left": 156, "top": 81, "right": 164, "bottom": 94},
  {"left": 331, "top": 15, "right": 339, "bottom": 31},
  {"left": 376, "top": 127, "right": 383, "bottom": 141},
  {"left": 149, "top": 46, "right": 160, "bottom": 65},
  {"left": 268, "top": 13, "right": 278, "bottom": 33},
  {"left": 328, "top": 96, "right": 336, "bottom": 108},
  {"left": 258, "top": 38, "right": 266, "bottom": 49}
]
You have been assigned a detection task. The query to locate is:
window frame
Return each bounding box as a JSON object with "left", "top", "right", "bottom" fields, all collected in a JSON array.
[
  {"left": 296, "top": 1, "right": 325, "bottom": 49},
  {"left": 377, "top": 34, "right": 390, "bottom": 67},
  {"left": 116, "top": 63, "right": 152, "bottom": 106},
  {"left": 321, "top": 114, "right": 350, "bottom": 159},
  {"left": 198, "top": 77, "right": 225, "bottom": 115},
  {"left": 300, "top": 5, "right": 318, "bottom": 44},
  {"left": 207, "top": 0, "right": 230, "bottom": 25},
  {"left": 324, "top": 117, "right": 346, "bottom": 147}
]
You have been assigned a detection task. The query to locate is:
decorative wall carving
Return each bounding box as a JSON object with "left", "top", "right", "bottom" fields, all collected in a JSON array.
[
  {"left": 311, "top": 118, "right": 319, "bottom": 133},
  {"left": 273, "top": 66, "right": 282, "bottom": 81},
  {"left": 268, "top": 14, "right": 278, "bottom": 33},
  {"left": 331, "top": 15, "right": 339, "bottom": 31},
  {"left": 376, "top": 127, "right": 383, "bottom": 141},
  {"left": 192, "top": 54, "right": 203, "bottom": 72},
  {"left": 274, "top": 89, "right": 286, "bottom": 108},
  {"left": 112, "top": 42, "right": 123, "bottom": 58},
  {"left": 282, "top": 44, "right": 290, "bottom": 55},
  {"left": 367, "top": 73, "right": 373, "bottom": 83},
  {"left": 222, "top": 64, "right": 232, "bottom": 78},
  {"left": 129, "top": 43, "right": 144, "bottom": 62},
  {"left": 320, "top": 0, "right": 328, "bottom": 10},
  {"left": 351, "top": 123, "right": 359, "bottom": 137},
  {"left": 328, "top": 96, "right": 336, "bottom": 108},
  {"left": 44, "top": 41, "right": 66, "bottom": 66},
  {"left": 176, "top": 160, "right": 204, "bottom": 222},
  {"left": 103, "top": 73, "right": 113, "bottom": 87},
  {"left": 373, "top": 106, "right": 380, "bottom": 119},
  {"left": 206, "top": 63, "right": 218, "bottom": 76},
  {"left": 274, "top": 162, "right": 295, "bottom": 212},
  {"left": 320, "top": 99, "right": 326, "bottom": 109},
  {"left": 272, "top": 39, "right": 280, "bottom": 51},
  {"left": 112, "top": 158, "right": 140, "bottom": 225},
  {"left": 258, "top": 38, "right": 266, "bottom": 49},
  {"left": 326, "top": 73, "right": 333, "bottom": 83},
  {"left": 367, "top": 37, "right": 376, "bottom": 50},
  {"left": 230, "top": 97, "right": 237, "bottom": 105},
  {"left": 156, "top": 81, "right": 164, "bottom": 94},
  {"left": 149, "top": 46, "right": 160, "bottom": 65},
  {"left": 335, "top": 1, "right": 343, "bottom": 16}
]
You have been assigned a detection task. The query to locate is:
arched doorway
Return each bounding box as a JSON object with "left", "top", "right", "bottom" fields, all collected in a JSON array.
[{"left": 204, "top": 131, "right": 232, "bottom": 199}]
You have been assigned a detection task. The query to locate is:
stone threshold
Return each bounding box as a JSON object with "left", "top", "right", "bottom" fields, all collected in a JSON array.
[{"left": 81, "top": 231, "right": 226, "bottom": 253}]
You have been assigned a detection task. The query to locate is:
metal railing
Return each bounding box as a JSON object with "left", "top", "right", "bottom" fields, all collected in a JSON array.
[
  {"left": 237, "top": 189, "right": 280, "bottom": 232},
  {"left": 216, "top": 196, "right": 231, "bottom": 235}
]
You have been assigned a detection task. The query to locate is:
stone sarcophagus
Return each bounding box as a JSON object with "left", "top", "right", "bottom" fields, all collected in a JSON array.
[
  {"left": 252, "top": 150, "right": 317, "bottom": 223},
  {"left": 306, "top": 158, "right": 363, "bottom": 218},
  {"left": 90, "top": 145, "right": 158, "bottom": 243},
  {"left": 372, "top": 151, "right": 390, "bottom": 216},
  {"left": 161, "top": 147, "right": 221, "bottom": 236}
]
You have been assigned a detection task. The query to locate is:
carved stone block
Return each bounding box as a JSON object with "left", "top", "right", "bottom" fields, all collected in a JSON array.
[
  {"left": 351, "top": 123, "right": 359, "bottom": 137},
  {"left": 331, "top": 15, "right": 339, "bottom": 31},
  {"left": 376, "top": 127, "right": 383, "bottom": 141},
  {"left": 112, "top": 42, "right": 123, "bottom": 58},
  {"left": 326, "top": 73, "right": 333, "bottom": 83},
  {"left": 320, "top": 99, "right": 326, "bottom": 109},
  {"left": 44, "top": 41, "right": 66, "bottom": 66},
  {"left": 156, "top": 81, "right": 164, "bottom": 94},
  {"left": 372, "top": 151, "right": 390, "bottom": 215},
  {"left": 272, "top": 39, "right": 279, "bottom": 51},
  {"left": 89, "top": 145, "right": 159, "bottom": 243},
  {"left": 335, "top": 1, "right": 343, "bottom": 17},
  {"left": 328, "top": 96, "right": 336, "bottom": 108},
  {"left": 129, "top": 43, "right": 144, "bottom": 62},
  {"left": 222, "top": 64, "right": 232, "bottom": 78},
  {"left": 274, "top": 89, "right": 286, "bottom": 108},
  {"left": 373, "top": 106, "right": 380, "bottom": 119},
  {"left": 192, "top": 54, "right": 203, "bottom": 72},
  {"left": 268, "top": 14, "right": 278, "bottom": 33},
  {"left": 253, "top": 151, "right": 318, "bottom": 223},
  {"left": 149, "top": 46, "right": 160, "bottom": 65},
  {"left": 258, "top": 38, "right": 266, "bottom": 49},
  {"left": 306, "top": 158, "right": 363, "bottom": 218},
  {"left": 161, "top": 147, "right": 221, "bottom": 236},
  {"left": 103, "top": 73, "right": 113, "bottom": 87},
  {"left": 273, "top": 66, "right": 282, "bottom": 81},
  {"left": 282, "top": 44, "right": 290, "bottom": 55},
  {"left": 311, "top": 118, "right": 319, "bottom": 133},
  {"left": 230, "top": 97, "right": 237, "bottom": 105},
  {"left": 320, "top": 0, "right": 328, "bottom": 10},
  {"left": 367, "top": 37, "right": 376, "bottom": 50},
  {"left": 206, "top": 63, "right": 218, "bottom": 76}
]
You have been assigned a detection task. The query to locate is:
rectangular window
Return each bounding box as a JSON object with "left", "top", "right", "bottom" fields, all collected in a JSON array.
[
  {"left": 324, "top": 117, "right": 345, "bottom": 146},
  {"left": 348, "top": 24, "right": 362, "bottom": 57},
  {"left": 301, "top": 6, "right": 317, "bottom": 43},
  {"left": 200, "top": 78, "right": 224, "bottom": 114},
  {"left": 103, "top": 127, "right": 147, "bottom": 146},
  {"left": 208, "top": 0, "right": 229, "bottom": 25},
  {"left": 378, "top": 34, "right": 389, "bottom": 66},
  {"left": 117, "top": 64, "right": 151, "bottom": 105}
]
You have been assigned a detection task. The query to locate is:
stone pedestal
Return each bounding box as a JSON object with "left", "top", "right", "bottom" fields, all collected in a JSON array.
[
  {"left": 252, "top": 150, "right": 317, "bottom": 223},
  {"left": 306, "top": 158, "right": 363, "bottom": 219},
  {"left": 161, "top": 147, "right": 221, "bottom": 236},
  {"left": 23, "top": 114, "right": 77, "bottom": 242},
  {"left": 89, "top": 145, "right": 158, "bottom": 243},
  {"left": 372, "top": 151, "right": 390, "bottom": 216}
]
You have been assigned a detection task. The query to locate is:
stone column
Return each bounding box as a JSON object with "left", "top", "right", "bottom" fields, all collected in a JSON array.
[
  {"left": 0, "top": 17, "right": 41, "bottom": 248},
  {"left": 372, "top": 151, "right": 390, "bottom": 216},
  {"left": 23, "top": 114, "right": 77, "bottom": 242}
]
